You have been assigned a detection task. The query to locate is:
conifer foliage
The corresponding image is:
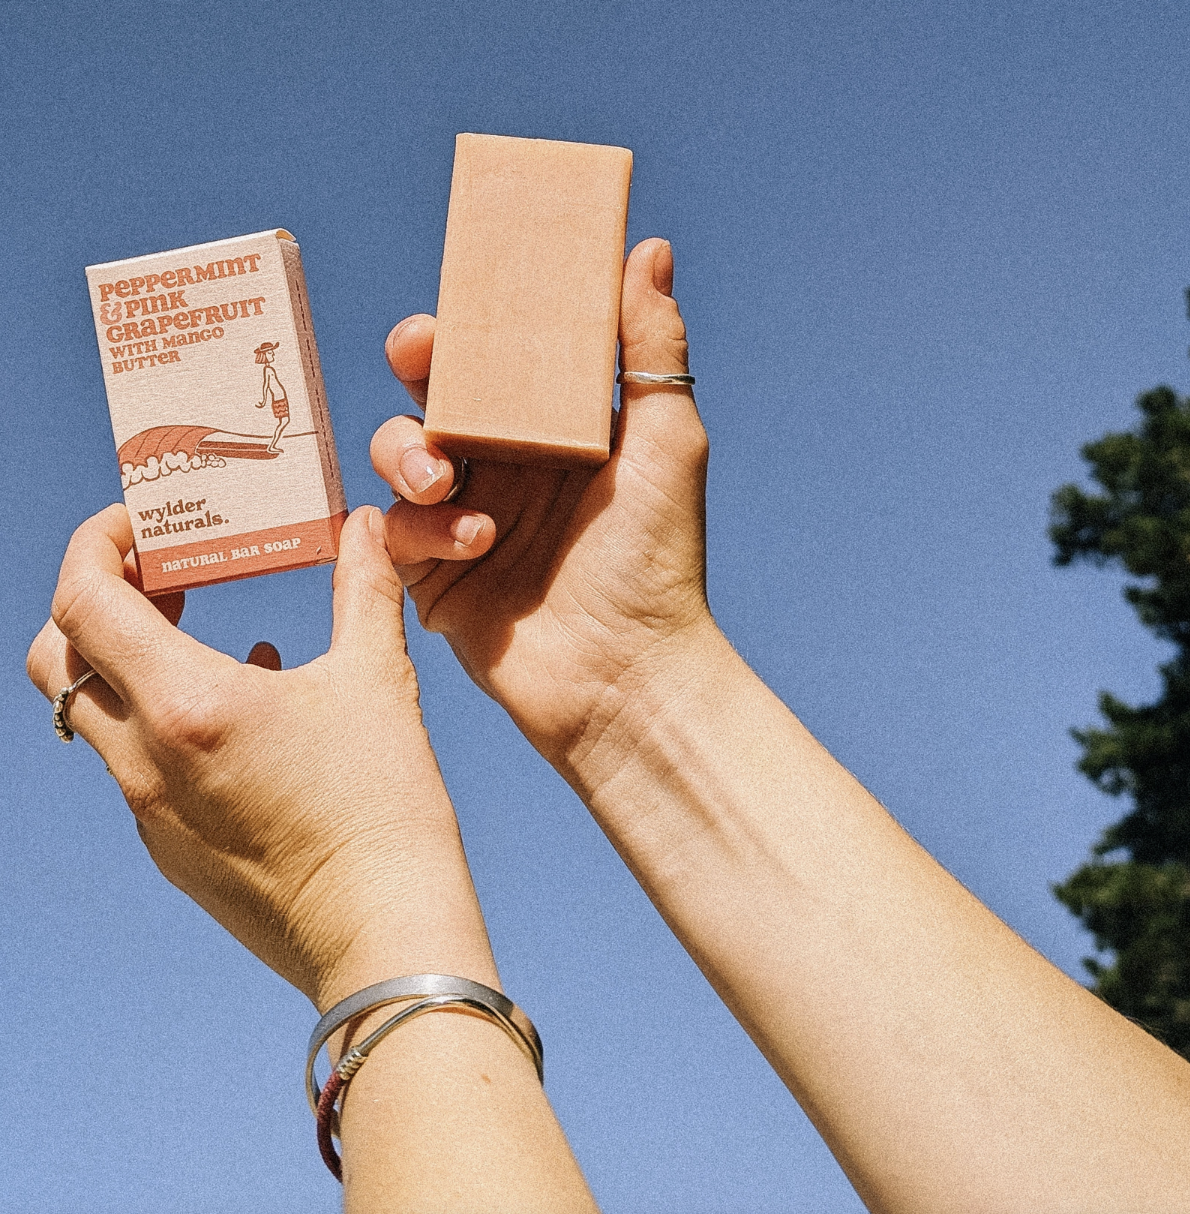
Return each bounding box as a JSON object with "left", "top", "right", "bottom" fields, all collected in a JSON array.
[{"left": 1051, "top": 378, "right": 1190, "bottom": 1057}]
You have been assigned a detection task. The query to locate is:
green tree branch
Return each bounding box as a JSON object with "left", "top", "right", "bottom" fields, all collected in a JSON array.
[{"left": 1052, "top": 373, "right": 1190, "bottom": 1056}]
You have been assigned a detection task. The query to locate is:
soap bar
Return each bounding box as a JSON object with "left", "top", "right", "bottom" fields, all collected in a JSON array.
[
  {"left": 424, "top": 134, "right": 633, "bottom": 468},
  {"left": 85, "top": 230, "right": 347, "bottom": 594}
]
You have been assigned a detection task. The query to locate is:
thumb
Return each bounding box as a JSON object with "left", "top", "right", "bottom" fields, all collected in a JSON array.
[
  {"left": 329, "top": 506, "right": 409, "bottom": 668},
  {"left": 616, "top": 238, "right": 705, "bottom": 466},
  {"left": 619, "top": 237, "right": 690, "bottom": 375}
]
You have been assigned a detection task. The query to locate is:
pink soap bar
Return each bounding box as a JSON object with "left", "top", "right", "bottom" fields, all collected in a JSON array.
[{"left": 425, "top": 134, "right": 633, "bottom": 468}]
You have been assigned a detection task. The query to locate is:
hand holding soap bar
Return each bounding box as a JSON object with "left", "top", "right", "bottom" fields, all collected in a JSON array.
[
  {"left": 424, "top": 134, "right": 633, "bottom": 469},
  {"left": 85, "top": 230, "right": 347, "bottom": 594}
]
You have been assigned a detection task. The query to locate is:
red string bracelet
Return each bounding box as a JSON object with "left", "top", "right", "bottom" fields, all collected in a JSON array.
[{"left": 315, "top": 1069, "right": 346, "bottom": 1181}]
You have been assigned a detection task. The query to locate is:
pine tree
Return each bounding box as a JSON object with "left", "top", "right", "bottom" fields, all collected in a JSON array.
[{"left": 1051, "top": 373, "right": 1190, "bottom": 1057}]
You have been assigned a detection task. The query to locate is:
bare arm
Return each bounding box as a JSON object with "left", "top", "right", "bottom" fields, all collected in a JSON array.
[
  {"left": 373, "top": 238, "right": 1190, "bottom": 1211},
  {"left": 570, "top": 622, "right": 1190, "bottom": 1212},
  {"left": 27, "top": 505, "right": 597, "bottom": 1212}
]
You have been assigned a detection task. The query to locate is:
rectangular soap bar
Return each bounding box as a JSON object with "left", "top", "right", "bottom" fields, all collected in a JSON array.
[
  {"left": 85, "top": 230, "right": 347, "bottom": 594},
  {"left": 424, "top": 134, "right": 633, "bottom": 468}
]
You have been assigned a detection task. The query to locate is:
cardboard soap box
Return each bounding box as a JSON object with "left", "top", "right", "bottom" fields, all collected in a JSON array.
[{"left": 85, "top": 229, "right": 346, "bottom": 595}]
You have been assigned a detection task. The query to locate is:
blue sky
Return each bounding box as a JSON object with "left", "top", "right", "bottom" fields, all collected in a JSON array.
[{"left": 4, "top": 1, "right": 1189, "bottom": 1209}]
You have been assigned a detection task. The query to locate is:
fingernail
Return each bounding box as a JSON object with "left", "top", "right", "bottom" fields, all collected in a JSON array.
[
  {"left": 653, "top": 240, "right": 674, "bottom": 296},
  {"left": 367, "top": 506, "right": 387, "bottom": 546},
  {"left": 451, "top": 514, "right": 484, "bottom": 547},
  {"left": 400, "top": 448, "right": 444, "bottom": 494},
  {"left": 387, "top": 315, "right": 422, "bottom": 348}
]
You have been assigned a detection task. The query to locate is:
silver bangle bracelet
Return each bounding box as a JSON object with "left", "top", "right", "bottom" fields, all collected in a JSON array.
[{"left": 305, "top": 974, "right": 543, "bottom": 1115}]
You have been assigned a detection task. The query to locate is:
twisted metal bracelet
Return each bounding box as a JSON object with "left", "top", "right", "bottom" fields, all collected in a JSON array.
[{"left": 306, "top": 975, "right": 543, "bottom": 1181}]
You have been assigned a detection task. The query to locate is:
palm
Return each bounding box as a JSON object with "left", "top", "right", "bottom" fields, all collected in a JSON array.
[{"left": 406, "top": 410, "right": 709, "bottom": 763}]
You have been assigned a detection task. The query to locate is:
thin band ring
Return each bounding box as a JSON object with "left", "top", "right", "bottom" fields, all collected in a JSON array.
[
  {"left": 441, "top": 456, "right": 470, "bottom": 503},
  {"left": 53, "top": 669, "right": 98, "bottom": 743},
  {"left": 616, "top": 371, "right": 695, "bottom": 386}
]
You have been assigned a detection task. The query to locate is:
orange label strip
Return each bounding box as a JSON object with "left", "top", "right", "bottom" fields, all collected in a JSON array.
[{"left": 138, "top": 511, "right": 347, "bottom": 594}]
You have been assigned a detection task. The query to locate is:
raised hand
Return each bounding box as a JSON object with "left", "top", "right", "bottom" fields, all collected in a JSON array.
[
  {"left": 27, "top": 504, "right": 600, "bottom": 1207},
  {"left": 26, "top": 504, "right": 498, "bottom": 1010},
  {"left": 370, "top": 238, "right": 718, "bottom": 780}
]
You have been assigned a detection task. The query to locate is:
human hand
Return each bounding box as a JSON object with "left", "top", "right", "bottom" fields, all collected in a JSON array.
[
  {"left": 370, "top": 238, "right": 718, "bottom": 780},
  {"left": 26, "top": 505, "right": 497, "bottom": 1010}
]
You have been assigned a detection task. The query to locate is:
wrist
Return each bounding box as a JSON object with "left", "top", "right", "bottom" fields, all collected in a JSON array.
[
  {"left": 315, "top": 921, "right": 499, "bottom": 1017},
  {"left": 561, "top": 613, "right": 740, "bottom": 806},
  {"left": 306, "top": 821, "right": 499, "bottom": 1013}
]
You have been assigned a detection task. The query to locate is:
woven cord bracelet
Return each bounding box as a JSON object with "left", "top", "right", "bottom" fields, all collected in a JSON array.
[{"left": 306, "top": 976, "right": 544, "bottom": 1182}]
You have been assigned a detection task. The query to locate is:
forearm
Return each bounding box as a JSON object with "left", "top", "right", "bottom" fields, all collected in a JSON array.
[
  {"left": 312, "top": 803, "right": 597, "bottom": 1212},
  {"left": 566, "top": 622, "right": 1190, "bottom": 1212},
  {"left": 331, "top": 997, "right": 595, "bottom": 1213},
  {"left": 30, "top": 504, "right": 595, "bottom": 1211}
]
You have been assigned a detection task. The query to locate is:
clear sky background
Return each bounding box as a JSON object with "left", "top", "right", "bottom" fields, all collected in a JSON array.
[{"left": 3, "top": 1, "right": 1189, "bottom": 1209}]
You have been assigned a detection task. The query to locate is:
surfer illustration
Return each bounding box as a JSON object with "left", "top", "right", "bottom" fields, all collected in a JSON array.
[
  {"left": 115, "top": 343, "right": 308, "bottom": 488},
  {"left": 116, "top": 425, "right": 281, "bottom": 489},
  {"left": 254, "top": 341, "right": 290, "bottom": 453}
]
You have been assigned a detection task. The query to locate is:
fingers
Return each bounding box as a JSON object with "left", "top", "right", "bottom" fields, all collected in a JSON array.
[
  {"left": 378, "top": 321, "right": 459, "bottom": 505},
  {"left": 371, "top": 408, "right": 495, "bottom": 566},
  {"left": 246, "top": 642, "right": 282, "bottom": 671},
  {"left": 384, "top": 314, "right": 436, "bottom": 407},
  {"left": 328, "top": 506, "right": 414, "bottom": 666},
  {"left": 616, "top": 238, "right": 706, "bottom": 466},
  {"left": 26, "top": 616, "right": 130, "bottom": 755},
  {"left": 619, "top": 238, "right": 690, "bottom": 374},
  {"left": 49, "top": 504, "right": 218, "bottom": 706},
  {"left": 370, "top": 414, "right": 460, "bottom": 505},
  {"left": 383, "top": 498, "right": 496, "bottom": 569}
]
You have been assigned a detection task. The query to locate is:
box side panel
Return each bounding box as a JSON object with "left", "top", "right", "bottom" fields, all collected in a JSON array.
[
  {"left": 139, "top": 511, "right": 347, "bottom": 594},
  {"left": 279, "top": 238, "right": 346, "bottom": 516}
]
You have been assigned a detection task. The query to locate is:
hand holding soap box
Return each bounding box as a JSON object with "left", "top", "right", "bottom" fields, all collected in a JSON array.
[{"left": 86, "top": 230, "right": 346, "bottom": 594}]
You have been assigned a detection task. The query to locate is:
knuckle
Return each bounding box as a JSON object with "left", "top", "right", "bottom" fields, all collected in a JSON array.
[
  {"left": 623, "top": 293, "right": 688, "bottom": 347},
  {"left": 336, "top": 562, "right": 406, "bottom": 633},
  {"left": 686, "top": 418, "right": 710, "bottom": 465},
  {"left": 50, "top": 569, "right": 105, "bottom": 643},
  {"left": 118, "top": 766, "right": 169, "bottom": 825},
  {"left": 149, "top": 685, "right": 235, "bottom": 756},
  {"left": 620, "top": 333, "right": 690, "bottom": 378},
  {"left": 360, "top": 562, "right": 406, "bottom": 614},
  {"left": 369, "top": 417, "right": 400, "bottom": 462}
]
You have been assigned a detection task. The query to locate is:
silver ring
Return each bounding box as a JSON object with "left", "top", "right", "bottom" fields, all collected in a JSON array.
[
  {"left": 616, "top": 371, "right": 695, "bottom": 386},
  {"left": 52, "top": 669, "right": 97, "bottom": 743},
  {"left": 441, "top": 456, "right": 470, "bottom": 503}
]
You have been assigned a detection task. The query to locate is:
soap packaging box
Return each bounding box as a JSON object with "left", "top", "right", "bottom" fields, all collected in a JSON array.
[
  {"left": 85, "top": 229, "right": 347, "bottom": 594},
  {"left": 425, "top": 134, "right": 633, "bottom": 469}
]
